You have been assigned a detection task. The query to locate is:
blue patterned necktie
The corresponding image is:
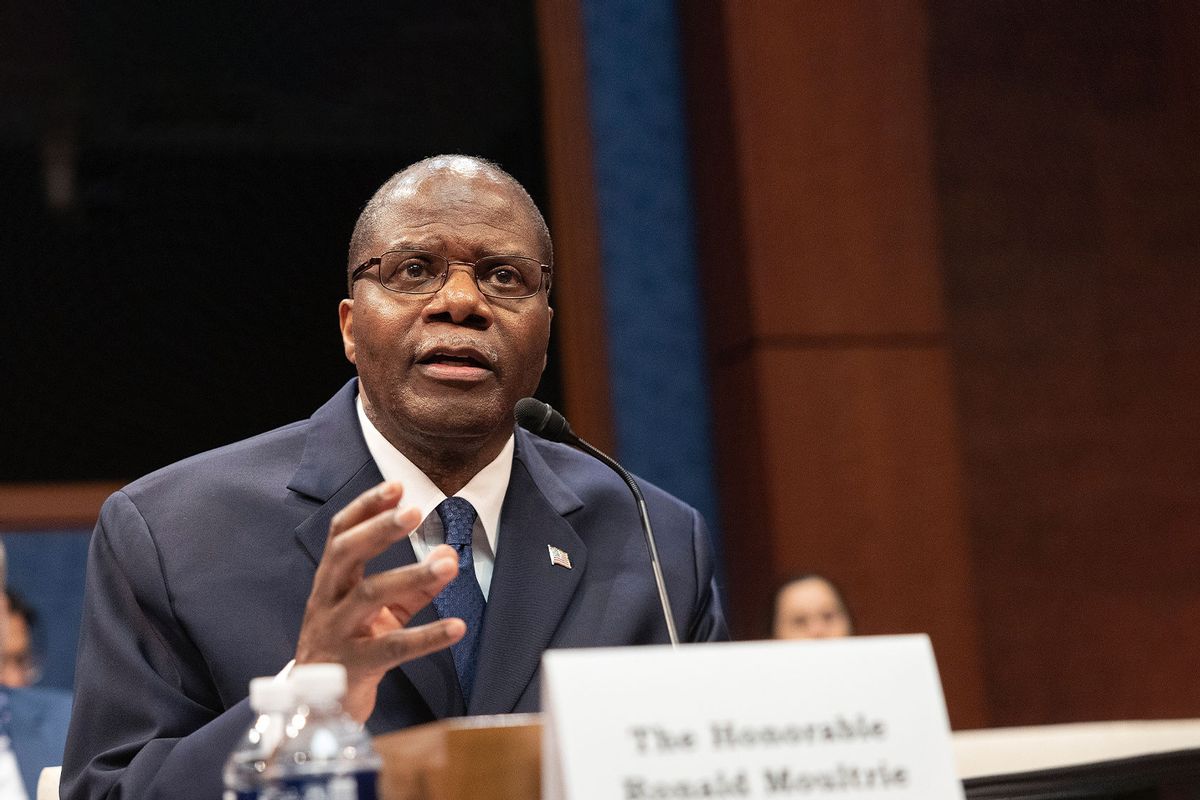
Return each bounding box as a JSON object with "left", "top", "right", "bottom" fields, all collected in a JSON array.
[{"left": 430, "top": 497, "right": 485, "bottom": 702}]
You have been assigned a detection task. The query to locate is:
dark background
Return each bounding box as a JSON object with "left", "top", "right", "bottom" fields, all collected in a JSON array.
[{"left": 0, "top": 0, "right": 558, "bottom": 481}]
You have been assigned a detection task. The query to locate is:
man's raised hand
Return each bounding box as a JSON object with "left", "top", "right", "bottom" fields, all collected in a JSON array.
[{"left": 294, "top": 481, "right": 465, "bottom": 722}]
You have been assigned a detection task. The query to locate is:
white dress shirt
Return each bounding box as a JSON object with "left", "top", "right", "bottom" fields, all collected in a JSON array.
[{"left": 355, "top": 394, "right": 513, "bottom": 600}]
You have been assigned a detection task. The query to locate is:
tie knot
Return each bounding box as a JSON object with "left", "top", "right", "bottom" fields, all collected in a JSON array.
[{"left": 436, "top": 497, "right": 478, "bottom": 547}]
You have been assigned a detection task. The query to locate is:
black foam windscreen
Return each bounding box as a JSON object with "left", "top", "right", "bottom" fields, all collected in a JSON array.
[{"left": 514, "top": 397, "right": 574, "bottom": 443}]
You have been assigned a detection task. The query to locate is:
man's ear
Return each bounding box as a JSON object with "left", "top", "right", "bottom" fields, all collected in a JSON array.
[
  {"left": 339, "top": 299, "right": 356, "bottom": 364},
  {"left": 543, "top": 305, "right": 554, "bottom": 371}
]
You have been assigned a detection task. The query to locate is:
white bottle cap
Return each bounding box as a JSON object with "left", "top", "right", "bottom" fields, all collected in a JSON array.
[
  {"left": 248, "top": 676, "right": 294, "bottom": 714},
  {"left": 290, "top": 663, "right": 348, "bottom": 704}
]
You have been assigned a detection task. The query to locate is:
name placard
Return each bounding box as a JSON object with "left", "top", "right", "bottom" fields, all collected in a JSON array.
[{"left": 542, "top": 635, "right": 963, "bottom": 800}]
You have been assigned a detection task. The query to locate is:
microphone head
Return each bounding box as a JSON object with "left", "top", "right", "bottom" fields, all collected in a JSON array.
[{"left": 514, "top": 397, "right": 575, "bottom": 443}]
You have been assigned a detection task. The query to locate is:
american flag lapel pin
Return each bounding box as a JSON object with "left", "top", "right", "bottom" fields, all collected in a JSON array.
[{"left": 547, "top": 545, "right": 572, "bottom": 569}]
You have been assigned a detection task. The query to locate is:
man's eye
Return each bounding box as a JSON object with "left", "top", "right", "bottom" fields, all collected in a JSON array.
[
  {"left": 387, "top": 258, "right": 438, "bottom": 283},
  {"left": 482, "top": 264, "right": 529, "bottom": 288}
]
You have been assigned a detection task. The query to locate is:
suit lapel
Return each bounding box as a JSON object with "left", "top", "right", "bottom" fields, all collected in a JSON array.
[
  {"left": 288, "top": 379, "right": 380, "bottom": 567},
  {"left": 468, "top": 432, "right": 586, "bottom": 715},
  {"left": 288, "top": 379, "right": 463, "bottom": 721}
]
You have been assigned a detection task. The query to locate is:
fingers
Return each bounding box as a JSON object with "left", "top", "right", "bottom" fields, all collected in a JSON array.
[
  {"left": 313, "top": 485, "right": 423, "bottom": 602},
  {"left": 295, "top": 483, "right": 467, "bottom": 721},
  {"left": 327, "top": 481, "right": 404, "bottom": 541},
  {"left": 294, "top": 549, "right": 459, "bottom": 677},
  {"left": 339, "top": 546, "right": 459, "bottom": 628},
  {"left": 350, "top": 617, "right": 468, "bottom": 675}
]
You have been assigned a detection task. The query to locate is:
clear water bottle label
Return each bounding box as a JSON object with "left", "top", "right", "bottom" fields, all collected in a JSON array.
[{"left": 274, "top": 771, "right": 377, "bottom": 800}]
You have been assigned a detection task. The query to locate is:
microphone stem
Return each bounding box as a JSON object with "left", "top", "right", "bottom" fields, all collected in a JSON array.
[
  {"left": 574, "top": 437, "right": 681, "bottom": 648},
  {"left": 634, "top": 495, "right": 681, "bottom": 648}
]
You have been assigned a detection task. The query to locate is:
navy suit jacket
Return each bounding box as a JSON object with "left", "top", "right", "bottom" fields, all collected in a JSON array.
[
  {"left": 62, "top": 380, "right": 727, "bottom": 800},
  {"left": 8, "top": 686, "right": 73, "bottom": 796}
]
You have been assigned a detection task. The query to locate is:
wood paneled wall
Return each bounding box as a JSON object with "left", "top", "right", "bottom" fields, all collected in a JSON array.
[
  {"left": 0, "top": 483, "right": 120, "bottom": 531},
  {"left": 930, "top": 0, "right": 1200, "bottom": 724},
  {"left": 534, "top": 0, "right": 615, "bottom": 454},
  {"left": 680, "top": 1, "right": 989, "bottom": 729},
  {"left": 682, "top": 0, "right": 1199, "bottom": 728}
]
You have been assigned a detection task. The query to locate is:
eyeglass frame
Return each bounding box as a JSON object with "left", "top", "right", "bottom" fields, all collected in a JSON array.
[{"left": 348, "top": 249, "right": 553, "bottom": 299}]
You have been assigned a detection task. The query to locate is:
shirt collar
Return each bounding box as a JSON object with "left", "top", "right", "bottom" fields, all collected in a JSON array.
[{"left": 355, "top": 394, "right": 512, "bottom": 555}]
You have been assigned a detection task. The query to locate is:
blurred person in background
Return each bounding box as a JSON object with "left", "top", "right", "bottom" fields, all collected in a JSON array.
[
  {"left": 771, "top": 573, "right": 854, "bottom": 640},
  {"left": 2, "top": 592, "right": 40, "bottom": 689},
  {"left": 0, "top": 543, "right": 72, "bottom": 798}
]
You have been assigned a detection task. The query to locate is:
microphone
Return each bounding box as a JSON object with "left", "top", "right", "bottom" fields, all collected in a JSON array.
[{"left": 515, "top": 397, "right": 680, "bottom": 647}]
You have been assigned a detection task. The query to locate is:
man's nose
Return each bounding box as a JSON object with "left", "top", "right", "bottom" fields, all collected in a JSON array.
[
  {"left": 424, "top": 265, "right": 494, "bottom": 327},
  {"left": 808, "top": 620, "right": 833, "bottom": 638}
]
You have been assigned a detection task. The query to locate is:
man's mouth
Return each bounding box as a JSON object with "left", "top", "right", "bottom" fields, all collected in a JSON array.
[
  {"left": 414, "top": 343, "right": 497, "bottom": 382},
  {"left": 420, "top": 352, "right": 488, "bottom": 368}
]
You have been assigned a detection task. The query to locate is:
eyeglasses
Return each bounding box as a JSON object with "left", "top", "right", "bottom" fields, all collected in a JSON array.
[{"left": 350, "top": 249, "right": 552, "bottom": 299}]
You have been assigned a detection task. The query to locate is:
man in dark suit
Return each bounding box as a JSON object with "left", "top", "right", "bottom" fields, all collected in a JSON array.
[{"left": 62, "top": 155, "right": 726, "bottom": 799}]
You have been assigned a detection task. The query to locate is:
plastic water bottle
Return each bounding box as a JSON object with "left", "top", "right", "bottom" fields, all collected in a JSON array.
[
  {"left": 224, "top": 676, "right": 294, "bottom": 800},
  {"left": 268, "top": 663, "right": 381, "bottom": 800}
]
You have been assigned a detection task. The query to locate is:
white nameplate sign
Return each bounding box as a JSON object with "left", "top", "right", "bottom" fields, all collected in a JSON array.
[{"left": 542, "top": 635, "right": 963, "bottom": 800}]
